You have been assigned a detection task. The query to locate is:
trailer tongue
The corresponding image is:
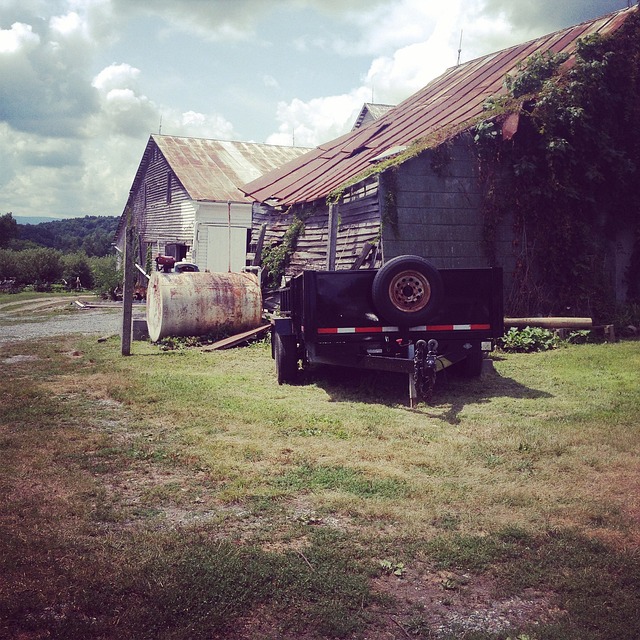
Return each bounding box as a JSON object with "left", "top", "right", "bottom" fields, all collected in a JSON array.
[{"left": 272, "top": 255, "right": 504, "bottom": 406}]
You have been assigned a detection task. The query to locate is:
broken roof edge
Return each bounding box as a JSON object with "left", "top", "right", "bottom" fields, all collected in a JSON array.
[
  {"left": 249, "top": 108, "right": 514, "bottom": 211},
  {"left": 240, "top": 130, "right": 356, "bottom": 200},
  {"left": 325, "top": 103, "right": 530, "bottom": 205}
]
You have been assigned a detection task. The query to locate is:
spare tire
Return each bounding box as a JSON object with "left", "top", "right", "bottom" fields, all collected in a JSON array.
[{"left": 372, "top": 255, "right": 443, "bottom": 326}]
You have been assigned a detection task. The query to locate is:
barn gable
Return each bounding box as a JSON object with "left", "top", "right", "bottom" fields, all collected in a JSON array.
[{"left": 115, "top": 135, "right": 310, "bottom": 273}]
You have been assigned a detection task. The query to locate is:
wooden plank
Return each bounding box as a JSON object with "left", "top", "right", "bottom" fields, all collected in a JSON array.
[
  {"left": 202, "top": 324, "right": 271, "bottom": 351},
  {"left": 351, "top": 242, "right": 374, "bottom": 269},
  {"left": 252, "top": 223, "right": 267, "bottom": 266},
  {"left": 326, "top": 203, "right": 338, "bottom": 270}
]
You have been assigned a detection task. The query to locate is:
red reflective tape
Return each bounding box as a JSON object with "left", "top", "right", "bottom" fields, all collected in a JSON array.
[
  {"left": 318, "top": 326, "right": 397, "bottom": 335},
  {"left": 319, "top": 324, "right": 492, "bottom": 335},
  {"left": 411, "top": 324, "right": 492, "bottom": 331}
]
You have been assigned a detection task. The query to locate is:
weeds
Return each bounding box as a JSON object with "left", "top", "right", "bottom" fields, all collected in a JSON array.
[{"left": 500, "top": 326, "right": 560, "bottom": 352}]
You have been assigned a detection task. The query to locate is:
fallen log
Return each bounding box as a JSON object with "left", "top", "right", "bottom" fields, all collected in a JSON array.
[{"left": 504, "top": 317, "right": 592, "bottom": 329}]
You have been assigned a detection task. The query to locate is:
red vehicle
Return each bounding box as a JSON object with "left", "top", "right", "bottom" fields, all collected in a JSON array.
[{"left": 272, "top": 255, "right": 504, "bottom": 405}]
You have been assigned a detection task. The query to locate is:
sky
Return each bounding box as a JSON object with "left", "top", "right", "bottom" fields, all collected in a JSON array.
[{"left": 0, "top": 0, "right": 631, "bottom": 220}]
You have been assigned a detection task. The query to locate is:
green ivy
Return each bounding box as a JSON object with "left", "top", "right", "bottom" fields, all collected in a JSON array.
[
  {"left": 475, "top": 13, "right": 640, "bottom": 320},
  {"left": 261, "top": 214, "right": 305, "bottom": 288},
  {"left": 379, "top": 168, "right": 399, "bottom": 237}
]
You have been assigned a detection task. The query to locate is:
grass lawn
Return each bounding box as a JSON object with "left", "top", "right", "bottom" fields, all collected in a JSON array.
[{"left": 1, "top": 334, "right": 639, "bottom": 639}]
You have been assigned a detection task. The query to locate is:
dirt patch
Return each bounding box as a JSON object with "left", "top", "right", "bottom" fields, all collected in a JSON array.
[
  {"left": 370, "top": 561, "right": 565, "bottom": 638},
  {"left": 2, "top": 354, "right": 39, "bottom": 363}
]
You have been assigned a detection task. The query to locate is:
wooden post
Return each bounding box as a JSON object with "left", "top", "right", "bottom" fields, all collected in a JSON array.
[
  {"left": 252, "top": 223, "right": 267, "bottom": 266},
  {"left": 121, "top": 226, "right": 135, "bottom": 356},
  {"left": 227, "top": 200, "right": 232, "bottom": 272},
  {"left": 326, "top": 202, "right": 338, "bottom": 270}
]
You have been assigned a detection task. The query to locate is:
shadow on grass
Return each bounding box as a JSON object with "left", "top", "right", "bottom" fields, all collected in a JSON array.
[{"left": 300, "top": 363, "right": 552, "bottom": 424}]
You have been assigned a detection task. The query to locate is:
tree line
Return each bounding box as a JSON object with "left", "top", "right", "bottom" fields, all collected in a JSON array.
[
  {"left": 0, "top": 213, "right": 121, "bottom": 295},
  {"left": 2, "top": 213, "right": 119, "bottom": 256}
]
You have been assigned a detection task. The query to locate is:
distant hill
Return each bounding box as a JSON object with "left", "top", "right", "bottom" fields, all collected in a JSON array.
[
  {"left": 14, "top": 216, "right": 65, "bottom": 225},
  {"left": 16, "top": 215, "right": 120, "bottom": 257}
]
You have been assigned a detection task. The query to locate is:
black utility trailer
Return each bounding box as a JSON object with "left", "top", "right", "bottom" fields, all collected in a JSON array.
[{"left": 272, "top": 255, "right": 504, "bottom": 406}]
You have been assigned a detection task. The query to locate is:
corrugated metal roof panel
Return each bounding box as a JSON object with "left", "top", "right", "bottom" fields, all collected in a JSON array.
[
  {"left": 242, "top": 6, "right": 636, "bottom": 206},
  {"left": 152, "top": 135, "right": 311, "bottom": 203}
]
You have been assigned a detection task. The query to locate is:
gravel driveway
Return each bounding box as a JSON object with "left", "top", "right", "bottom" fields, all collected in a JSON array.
[{"left": 0, "top": 298, "right": 142, "bottom": 344}]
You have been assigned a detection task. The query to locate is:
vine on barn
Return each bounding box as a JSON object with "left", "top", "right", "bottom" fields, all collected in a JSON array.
[{"left": 474, "top": 12, "right": 640, "bottom": 319}]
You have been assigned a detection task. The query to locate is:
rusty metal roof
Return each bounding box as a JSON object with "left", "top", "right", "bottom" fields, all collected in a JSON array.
[
  {"left": 242, "top": 6, "right": 636, "bottom": 207},
  {"left": 150, "top": 135, "right": 311, "bottom": 203}
]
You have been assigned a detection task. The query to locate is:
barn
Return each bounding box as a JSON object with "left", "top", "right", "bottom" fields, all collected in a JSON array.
[
  {"left": 242, "top": 6, "right": 640, "bottom": 319},
  {"left": 114, "top": 135, "right": 310, "bottom": 274}
]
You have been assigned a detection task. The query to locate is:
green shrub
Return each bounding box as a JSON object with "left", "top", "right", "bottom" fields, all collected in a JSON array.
[
  {"left": 90, "top": 255, "right": 121, "bottom": 298},
  {"left": 62, "top": 252, "right": 94, "bottom": 290},
  {"left": 500, "top": 326, "right": 560, "bottom": 352},
  {"left": 0, "top": 248, "right": 63, "bottom": 288}
]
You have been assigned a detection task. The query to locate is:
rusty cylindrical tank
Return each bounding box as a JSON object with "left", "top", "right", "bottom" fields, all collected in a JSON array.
[{"left": 146, "top": 271, "right": 262, "bottom": 342}]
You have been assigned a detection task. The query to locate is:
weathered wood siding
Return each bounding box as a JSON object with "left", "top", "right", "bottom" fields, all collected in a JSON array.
[
  {"left": 252, "top": 176, "right": 381, "bottom": 276},
  {"left": 379, "top": 135, "right": 517, "bottom": 298},
  {"left": 129, "top": 143, "right": 196, "bottom": 260}
]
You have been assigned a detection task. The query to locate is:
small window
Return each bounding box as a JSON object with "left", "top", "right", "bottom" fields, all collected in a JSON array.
[{"left": 166, "top": 172, "right": 172, "bottom": 204}]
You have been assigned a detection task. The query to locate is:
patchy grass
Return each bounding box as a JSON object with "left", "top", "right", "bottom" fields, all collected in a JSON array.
[{"left": 1, "top": 335, "right": 639, "bottom": 639}]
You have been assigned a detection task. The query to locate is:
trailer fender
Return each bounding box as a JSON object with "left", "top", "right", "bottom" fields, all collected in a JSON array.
[
  {"left": 274, "top": 330, "right": 299, "bottom": 384},
  {"left": 372, "top": 255, "right": 444, "bottom": 326},
  {"left": 273, "top": 317, "right": 295, "bottom": 336}
]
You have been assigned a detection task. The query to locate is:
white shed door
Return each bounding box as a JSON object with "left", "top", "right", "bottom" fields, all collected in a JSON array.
[{"left": 206, "top": 225, "right": 247, "bottom": 273}]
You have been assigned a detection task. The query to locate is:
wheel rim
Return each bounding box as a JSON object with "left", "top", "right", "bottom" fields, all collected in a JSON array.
[{"left": 388, "top": 269, "right": 431, "bottom": 313}]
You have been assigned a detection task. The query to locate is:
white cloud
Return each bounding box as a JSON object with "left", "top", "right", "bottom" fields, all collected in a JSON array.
[
  {"left": 92, "top": 62, "right": 141, "bottom": 92},
  {"left": 0, "top": 22, "right": 40, "bottom": 53},
  {"left": 266, "top": 87, "right": 371, "bottom": 147},
  {"left": 0, "top": 123, "right": 87, "bottom": 216},
  {"left": 177, "top": 110, "right": 235, "bottom": 139},
  {"left": 49, "top": 11, "right": 84, "bottom": 37},
  {"left": 265, "top": 0, "right": 466, "bottom": 146},
  {"left": 336, "top": 0, "right": 456, "bottom": 56}
]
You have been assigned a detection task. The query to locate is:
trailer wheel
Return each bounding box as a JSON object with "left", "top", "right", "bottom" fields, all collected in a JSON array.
[
  {"left": 372, "top": 255, "right": 443, "bottom": 326},
  {"left": 274, "top": 332, "right": 299, "bottom": 384}
]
